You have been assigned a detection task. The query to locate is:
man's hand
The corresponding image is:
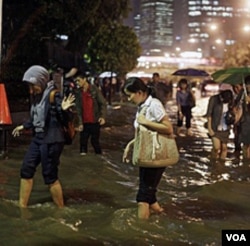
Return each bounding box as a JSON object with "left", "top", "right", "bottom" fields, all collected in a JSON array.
[
  {"left": 76, "top": 124, "right": 84, "bottom": 132},
  {"left": 98, "top": 117, "right": 105, "bottom": 126}
]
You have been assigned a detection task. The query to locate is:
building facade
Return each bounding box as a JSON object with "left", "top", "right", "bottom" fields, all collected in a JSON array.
[
  {"left": 139, "top": 0, "right": 174, "bottom": 54},
  {"left": 183, "top": 0, "right": 250, "bottom": 58},
  {"left": 129, "top": 0, "right": 250, "bottom": 58}
]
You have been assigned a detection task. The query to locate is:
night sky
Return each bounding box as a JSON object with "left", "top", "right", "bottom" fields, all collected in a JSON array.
[{"left": 123, "top": 0, "right": 140, "bottom": 27}]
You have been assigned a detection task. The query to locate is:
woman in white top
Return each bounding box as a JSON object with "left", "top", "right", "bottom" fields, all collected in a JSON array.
[{"left": 122, "top": 77, "right": 174, "bottom": 219}]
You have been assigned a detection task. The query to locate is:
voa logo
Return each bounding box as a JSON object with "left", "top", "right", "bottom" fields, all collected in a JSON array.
[{"left": 226, "top": 233, "right": 246, "bottom": 242}]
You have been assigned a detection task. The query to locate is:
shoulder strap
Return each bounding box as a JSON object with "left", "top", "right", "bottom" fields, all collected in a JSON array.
[
  {"left": 138, "top": 104, "right": 150, "bottom": 116},
  {"left": 49, "top": 89, "right": 60, "bottom": 104},
  {"left": 140, "top": 106, "right": 147, "bottom": 116}
]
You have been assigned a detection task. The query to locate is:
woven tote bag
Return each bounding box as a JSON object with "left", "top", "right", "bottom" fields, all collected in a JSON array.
[{"left": 132, "top": 125, "right": 179, "bottom": 167}]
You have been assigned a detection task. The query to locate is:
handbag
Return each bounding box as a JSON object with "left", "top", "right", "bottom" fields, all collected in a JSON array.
[
  {"left": 224, "top": 109, "right": 235, "bottom": 125},
  {"left": 132, "top": 105, "right": 179, "bottom": 167},
  {"left": 132, "top": 125, "right": 179, "bottom": 167},
  {"left": 63, "top": 120, "right": 76, "bottom": 145}
]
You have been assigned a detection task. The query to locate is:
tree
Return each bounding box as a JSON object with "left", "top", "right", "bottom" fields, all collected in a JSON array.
[
  {"left": 223, "top": 41, "right": 250, "bottom": 68},
  {"left": 85, "top": 24, "right": 141, "bottom": 77},
  {"left": 1, "top": 0, "right": 131, "bottom": 80}
]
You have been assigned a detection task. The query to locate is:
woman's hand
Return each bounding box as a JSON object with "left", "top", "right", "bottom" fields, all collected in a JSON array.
[
  {"left": 122, "top": 146, "right": 130, "bottom": 163},
  {"left": 62, "top": 93, "right": 75, "bottom": 110},
  {"left": 208, "top": 129, "right": 215, "bottom": 137},
  {"left": 178, "top": 112, "right": 184, "bottom": 120},
  {"left": 12, "top": 125, "right": 24, "bottom": 137},
  {"left": 233, "top": 106, "right": 243, "bottom": 124},
  {"left": 122, "top": 139, "right": 135, "bottom": 163},
  {"left": 137, "top": 114, "right": 148, "bottom": 125}
]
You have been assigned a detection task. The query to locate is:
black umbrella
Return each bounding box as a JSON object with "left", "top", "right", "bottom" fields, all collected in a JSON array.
[{"left": 172, "top": 68, "right": 209, "bottom": 77}]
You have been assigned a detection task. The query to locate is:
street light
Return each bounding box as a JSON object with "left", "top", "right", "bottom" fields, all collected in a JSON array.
[
  {"left": 243, "top": 25, "right": 250, "bottom": 33},
  {"left": 210, "top": 24, "right": 218, "bottom": 31},
  {"left": 188, "top": 38, "right": 197, "bottom": 43},
  {"left": 215, "top": 39, "right": 223, "bottom": 45}
]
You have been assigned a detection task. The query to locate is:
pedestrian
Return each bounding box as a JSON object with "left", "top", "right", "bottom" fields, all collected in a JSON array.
[
  {"left": 232, "top": 83, "right": 243, "bottom": 155},
  {"left": 118, "top": 78, "right": 126, "bottom": 103},
  {"left": 234, "top": 76, "right": 250, "bottom": 159},
  {"left": 12, "top": 65, "right": 75, "bottom": 208},
  {"left": 75, "top": 73, "right": 107, "bottom": 155},
  {"left": 93, "top": 77, "right": 102, "bottom": 91},
  {"left": 176, "top": 78, "right": 196, "bottom": 136},
  {"left": 206, "top": 84, "right": 234, "bottom": 160},
  {"left": 147, "top": 72, "right": 170, "bottom": 107},
  {"left": 122, "top": 77, "right": 174, "bottom": 219},
  {"left": 101, "top": 77, "right": 111, "bottom": 101}
]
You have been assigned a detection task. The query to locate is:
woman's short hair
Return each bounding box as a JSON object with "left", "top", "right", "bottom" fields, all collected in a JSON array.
[
  {"left": 178, "top": 78, "right": 188, "bottom": 88},
  {"left": 220, "top": 89, "right": 233, "bottom": 103}
]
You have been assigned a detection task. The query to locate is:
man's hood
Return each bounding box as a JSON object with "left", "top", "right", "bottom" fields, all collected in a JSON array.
[{"left": 23, "top": 65, "right": 49, "bottom": 90}]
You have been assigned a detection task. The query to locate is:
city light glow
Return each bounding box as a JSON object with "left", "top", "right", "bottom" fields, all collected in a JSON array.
[
  {"left": 243, "top": 25, "right": 250, "bottom": 32},
  {"left": 210, "top": 24, "right": 218, "bottom": 31},
  {"left": 215, "top": 39, "right": 223, "bottom": 44}
]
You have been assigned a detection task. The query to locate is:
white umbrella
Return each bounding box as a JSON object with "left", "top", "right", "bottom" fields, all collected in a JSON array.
[{"left": 99, "top": 71, "right": 117, "bottom": 78}]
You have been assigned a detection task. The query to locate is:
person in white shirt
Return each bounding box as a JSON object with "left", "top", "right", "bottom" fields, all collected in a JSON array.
[{"left": 122, "top": 77, "right": 174, "bottom": 219}]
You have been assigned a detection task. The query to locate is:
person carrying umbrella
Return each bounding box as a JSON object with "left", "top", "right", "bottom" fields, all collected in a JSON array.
[
  {"left": 232, "top": 83, "right": 243, "bottom": 155},
  {"left": 176, "top": 78, "right": 196, "bottom": 136},
  {"left": 211, "top": 67, "right": 250, "bottom": 159},
  {"left": 233, "top": 75, "right": 250, "bottom": 159}
]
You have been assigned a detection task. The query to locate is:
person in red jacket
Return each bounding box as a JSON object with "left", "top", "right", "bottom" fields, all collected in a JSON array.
[{"left": 75, "top": 74, "right": 107, "bottom": 155}]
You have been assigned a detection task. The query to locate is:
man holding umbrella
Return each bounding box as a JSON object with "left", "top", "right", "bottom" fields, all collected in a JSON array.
[{"left": 234, "top": 76, "right": 250, "bottom": 159}]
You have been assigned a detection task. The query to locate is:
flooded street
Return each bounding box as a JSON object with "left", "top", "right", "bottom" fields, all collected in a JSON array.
[{"left": 1, "top": 93, "right": 250, "bottom": 246}]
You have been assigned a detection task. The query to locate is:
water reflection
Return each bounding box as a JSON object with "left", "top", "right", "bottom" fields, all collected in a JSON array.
[{"left": 0, "top": 97, "right": 250, "bottom": 245}]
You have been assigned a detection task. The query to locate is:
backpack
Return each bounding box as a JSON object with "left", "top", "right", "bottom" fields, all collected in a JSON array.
[{"left": 49, "top": 89, "right": 76, "bottom": 145}]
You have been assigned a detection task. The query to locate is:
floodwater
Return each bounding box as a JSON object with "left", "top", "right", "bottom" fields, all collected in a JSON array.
[{"left": 1, "top": 94, "right": 250, "bottom": 246}]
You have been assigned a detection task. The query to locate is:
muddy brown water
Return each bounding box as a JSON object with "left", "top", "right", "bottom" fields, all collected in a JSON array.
[{"left": 1, "top": 98, "right": 250, "bottom": 246}]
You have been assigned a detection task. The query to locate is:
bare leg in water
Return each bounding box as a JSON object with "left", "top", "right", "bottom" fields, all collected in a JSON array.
[
  {"left": 138, "top": 202, "right": 150, "bottom": 219},
  {"left": 138, "top": 201, "right": 164, "bottom": 219},
  {"left": 49, "top": 180, "right": 64, "bottom": 208},
  {"left": 19, "top": 178, "right": 33, "bottom": 208},
  {"left": 150, "top": 201, "right": 164, "bottom": 213}
]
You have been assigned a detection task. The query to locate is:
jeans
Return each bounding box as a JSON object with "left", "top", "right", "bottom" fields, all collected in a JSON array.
[{"left": 80, "top": 123, "right": 102, "bottom": 154}]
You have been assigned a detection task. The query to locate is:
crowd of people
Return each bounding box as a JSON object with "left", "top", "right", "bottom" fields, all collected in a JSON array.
[
  {"left": 206, "top": 79, "right": 250, "bottom": 161},
  {"left": 10, "top": 65, "right": 250, "bottom": 220}
]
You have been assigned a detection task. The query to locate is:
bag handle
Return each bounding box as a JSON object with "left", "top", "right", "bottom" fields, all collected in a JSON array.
[{"left": 49, "top": 89, "right": 60, "bottom": 104}]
